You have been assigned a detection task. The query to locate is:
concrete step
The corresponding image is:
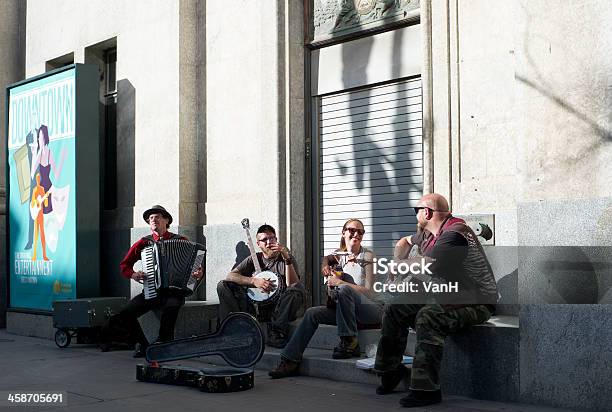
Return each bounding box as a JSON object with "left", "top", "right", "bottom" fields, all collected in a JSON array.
[
  {"left": 140, "top": 302, "right": 519, "bottom": 403},
  {"left": 284, "top": 315, "right": 517, "bottom": 355},
  {"left": 209, "top": 314, "right": 519, "bottom": 403},
  {"left": 199, "top": 346, "right": 395, "bottom": 386},
  {"left": 255, "top": 347, "right": 390, "bottom": 386},
  {"left": 209, "top": 315, "right": 517, "bottom": 387},
  {"left": 285, "top": 322, "right": 416, "bottom": 356}
]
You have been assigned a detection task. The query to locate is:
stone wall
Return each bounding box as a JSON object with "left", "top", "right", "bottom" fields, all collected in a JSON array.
[
  {"left": 425, "top": 2, "right": 612, "bottom": 409},
  {"left": 203, "top": 0, "right": 305, "bottom": 300},
  {"left": 427, "top": 0, "right": 612, "bottom": 237},
  {"left": 23, "top": 0, "right": 206, "bottom": 298}
]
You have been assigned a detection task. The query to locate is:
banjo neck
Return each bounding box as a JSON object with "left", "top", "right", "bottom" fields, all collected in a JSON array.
[{"left": 241, "top": 218, "right": 262, "bottom": 274}]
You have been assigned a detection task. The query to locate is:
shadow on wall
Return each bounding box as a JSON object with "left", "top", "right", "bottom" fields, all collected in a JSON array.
[
  {"left": 5, "top": 206, "right": 28, "bottom": 312},
  {"left": 515, "top": 75, "right": 612, "bottom": 143},
  {"left": 231, "top": 241, "right": 251, "bottom": 271},
  {"left": 336, "top": 23, "right": 421, "bottom": 262},
  {"left": 517, "top": 2, "right": 612, "bottom": 170},
  {"left": 518, "top": 246, "right": 612, "bottom": 304},
  {"left": 487, "top": 244, "right": 612, "bottom": 312},
  {"left": 100, "top": 79, "right": 136, "bottom": 298},
  {"left": 0, "top": 211, "right": 13, "bottom": 327},
  {"left": 497, "top": 269, "right": 518, "bottom": 304}
]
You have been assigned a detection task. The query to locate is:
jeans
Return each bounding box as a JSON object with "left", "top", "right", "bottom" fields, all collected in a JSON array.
[
  {"left": 281, "top": 284, "right": 383, "bottom": 362},
  {"left": 216, "top": 280, "right": 305, "bottom": 335}
]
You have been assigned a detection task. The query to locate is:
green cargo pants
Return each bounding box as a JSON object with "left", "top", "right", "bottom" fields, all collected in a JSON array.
[{"left": 374, "top": 304, "right": 491, "bottom": 391}]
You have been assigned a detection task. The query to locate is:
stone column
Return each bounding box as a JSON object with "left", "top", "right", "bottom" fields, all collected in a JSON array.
[
  {"left": 202, "top": 0, "right": 306, "bottom": 301},
  {"left": 0, "top": 0, "right": 26, "bottom": 328},
  {"left": 280, "top": 0, "right": 306, "bottom": 297}
]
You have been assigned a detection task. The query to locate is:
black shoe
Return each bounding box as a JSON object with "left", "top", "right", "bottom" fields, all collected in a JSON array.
[
  {"left": 99, "top": 342, "right": 111, "bottom": 353},
  {"left": 332, "top": 336, "right": 360, "bottom": 359},
  {"left": 399, "top": 389, "right": 442, "bottom": 408},
  {"left": 133, "top": 343, "right": 146, "bottom": 358},
  {"left": 267, "top": 330, "right": 288, "bottom": 349},
  {"left": 268, "top": 358, "right": 300, "bottom": 379},
  {"left": 376, "top": 364, "right": 409, "bottom": 395}
]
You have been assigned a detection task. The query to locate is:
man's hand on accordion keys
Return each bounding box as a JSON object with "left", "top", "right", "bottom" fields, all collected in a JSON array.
[
  {"left": 131, "top": 271, "right": 147, "bottom": 282},
  {"left": 192, "top": 266, "right": 204, "bottom": 280}
]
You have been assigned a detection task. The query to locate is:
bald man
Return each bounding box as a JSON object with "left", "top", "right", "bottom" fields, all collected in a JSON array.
[{"left": 374, "top": 193, "right": 498, "bottom": 408}]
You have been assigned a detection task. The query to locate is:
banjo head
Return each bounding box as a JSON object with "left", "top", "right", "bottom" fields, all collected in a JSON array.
[{"left": 247, "top": 271, "right": 280, "bottom": 302}]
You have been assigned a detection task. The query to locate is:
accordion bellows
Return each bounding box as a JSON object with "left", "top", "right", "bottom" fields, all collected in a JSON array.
[{"left": 141, "top": 239, "right": 206, "bottom": 299}]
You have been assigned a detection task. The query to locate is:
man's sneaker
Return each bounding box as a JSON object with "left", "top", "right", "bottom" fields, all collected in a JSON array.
[
  {"left": 332, "top": 336, "right": 360, "bottom": 359},
  {"left": 268, "top": 358, "right": 299, "bottom": 379},
  {"left": 376, "top": 364, "right": 409, "bottom": 395},
  {"left": 133, "top": 343, "right": 146, "bottom": 358},
  {"left": 398, "top": 389, "right": 442, "bottom": 408},
  {"left": 267, "top": 330, "right": 288, "bottom": 349}
]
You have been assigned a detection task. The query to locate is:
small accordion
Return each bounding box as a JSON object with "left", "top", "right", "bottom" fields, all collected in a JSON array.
[{"left": 141, "top": 239, "right": 206, "bottom": 300}]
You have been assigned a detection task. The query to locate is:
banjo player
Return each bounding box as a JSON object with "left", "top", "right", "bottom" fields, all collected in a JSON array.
[{"left": 217, "top": 224, "right": 305, "bottom": 348}]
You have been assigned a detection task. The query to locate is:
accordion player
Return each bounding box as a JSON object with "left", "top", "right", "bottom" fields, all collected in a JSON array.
[{"left": 141, "top": 238, "right": 206, "bottom": 300}]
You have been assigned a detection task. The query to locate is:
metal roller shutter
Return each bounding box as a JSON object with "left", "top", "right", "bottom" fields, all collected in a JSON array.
[{"left": 317, "top": 77, "right": 423, "bottom": 261}]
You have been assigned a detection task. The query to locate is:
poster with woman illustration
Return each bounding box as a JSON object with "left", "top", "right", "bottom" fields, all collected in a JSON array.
[{"left": 7, "top": 67, "right": 76, "bottom": 310}]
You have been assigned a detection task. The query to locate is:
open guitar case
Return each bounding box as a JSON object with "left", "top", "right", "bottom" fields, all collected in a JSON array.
[{"left": 136, "top": 312, "right": 265, "bottom": 393}]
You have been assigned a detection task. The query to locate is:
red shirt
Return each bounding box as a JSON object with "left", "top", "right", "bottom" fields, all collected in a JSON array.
[{"left": 119, "top": 231, "right": 186, "bottom": 278}]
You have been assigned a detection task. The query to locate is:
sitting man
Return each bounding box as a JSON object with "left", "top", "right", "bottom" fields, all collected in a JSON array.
[
  {"left": 217, "top": 224, "right": 305, "bottom": 348},
  {"left": 100, "top": 205, "right": 202, "bottom": 357},
  {"left": 374, "top": 193, "right": 498, "bottom": 408}
]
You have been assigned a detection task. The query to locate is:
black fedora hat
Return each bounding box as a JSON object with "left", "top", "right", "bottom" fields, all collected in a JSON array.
[{"left": 143, "top": 205, "right": 173, "bottom": 225}]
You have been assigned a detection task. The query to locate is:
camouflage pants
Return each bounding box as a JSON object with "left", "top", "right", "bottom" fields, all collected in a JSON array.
[{"left": 374, "top": 304, "right": 491, "bottom": 391}]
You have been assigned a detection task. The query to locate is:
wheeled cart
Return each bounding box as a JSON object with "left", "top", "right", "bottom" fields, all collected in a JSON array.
[{"left": 52, "top": 297, "right": 127, "bottom": 348}]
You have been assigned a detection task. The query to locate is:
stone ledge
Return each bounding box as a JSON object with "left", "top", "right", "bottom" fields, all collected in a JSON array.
[
  {"left": 7, "top": 311, "right": 55, "bottom": 339},
  {"left": 289, "top": 315, "right": 518, "bottom": 355},
  {"left": 442, "top": 321, "right": 519, "bottom": 402},
  {"left": 479, "top": 315, "right": 519, "bottom": 328},
  {"left": 139, "top": 300, "right": 220, "bottom": 342}
]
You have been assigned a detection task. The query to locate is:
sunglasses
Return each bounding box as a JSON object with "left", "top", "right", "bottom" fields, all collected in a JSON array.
[
  {"left": 414, "top": 206, "right": 448, "bottom": 214},
  {"left": 345, "top": 227, "right": 365, "bottom": 236},
  {"left": 257, "top": 236, "right": 277, "bottom": 244}
]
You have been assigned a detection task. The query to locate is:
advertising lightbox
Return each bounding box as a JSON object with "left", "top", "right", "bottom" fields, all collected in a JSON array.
[{"left": 6, "top": 64, "right": 99, "bottom": 311}]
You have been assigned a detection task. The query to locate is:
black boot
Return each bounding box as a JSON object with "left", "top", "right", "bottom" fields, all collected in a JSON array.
[
  {"left": 268, "top": 358, "right": 300, "bottom": 379},
  {"left": 332, "top": 336, "right": 360, "bottom": 359},
  {"left": 399, "top": 389, "right": 442, "bottom": 408},
  {"left": 267, "top": 329, "right": 288, "bottom": 349},
  {"left": 376, "top": 364, "right": 409, "bottom": 395}
]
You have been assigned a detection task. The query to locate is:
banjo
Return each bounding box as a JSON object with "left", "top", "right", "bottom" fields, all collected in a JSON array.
[{"left": 241, "top": 218, "right": 284, "bottom": 304}]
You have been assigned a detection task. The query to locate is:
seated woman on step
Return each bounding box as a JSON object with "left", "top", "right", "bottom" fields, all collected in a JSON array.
[{"left": 269, "top": 218, "right": 384, "bottom": 379}]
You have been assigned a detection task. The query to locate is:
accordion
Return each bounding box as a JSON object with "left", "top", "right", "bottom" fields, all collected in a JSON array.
[{"left": 141, "top": 239, "right": 206, "bottom": 299}]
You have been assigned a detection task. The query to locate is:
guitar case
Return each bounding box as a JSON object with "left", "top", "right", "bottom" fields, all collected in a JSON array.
[
  {"left": 136, "top": 312, "right": 263, "bottom": 392},
  {"left": 136, "top": 364, "right": 254, "bottom": 393}
]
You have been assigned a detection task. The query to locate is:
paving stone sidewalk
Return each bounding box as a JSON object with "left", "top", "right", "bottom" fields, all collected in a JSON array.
[{"left": 0, "top": 330, "right": 577, "bottom": 412}]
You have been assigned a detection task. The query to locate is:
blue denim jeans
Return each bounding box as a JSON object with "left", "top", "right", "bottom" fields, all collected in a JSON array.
[{"left": 281, "top": 284, "right": 384, "bottom": 362}]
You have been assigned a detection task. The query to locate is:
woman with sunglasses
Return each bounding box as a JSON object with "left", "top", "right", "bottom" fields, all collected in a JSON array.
[{"left": 269, "top": 218, "right": 384, "bottom": 379}]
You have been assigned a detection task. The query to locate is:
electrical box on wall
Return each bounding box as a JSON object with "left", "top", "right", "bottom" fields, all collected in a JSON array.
[{"left": 455, "top": 214, "right": 495, "bottom": 246}]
